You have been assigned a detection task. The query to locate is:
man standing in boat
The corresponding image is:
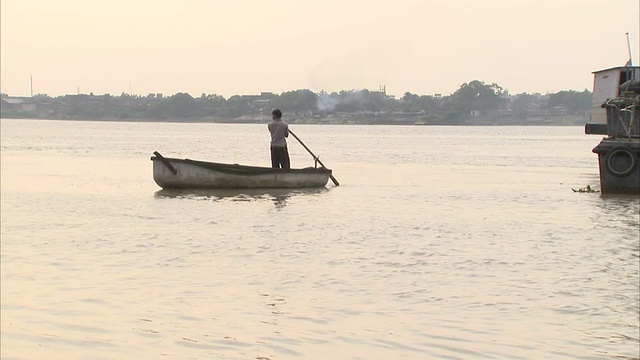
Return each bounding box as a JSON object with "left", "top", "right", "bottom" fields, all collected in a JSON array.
[{"left": 268, "top": 109, "right": 290, "bottom": 169}]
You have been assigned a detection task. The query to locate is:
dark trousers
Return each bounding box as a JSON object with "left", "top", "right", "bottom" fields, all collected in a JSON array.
[{"left": 270, "top": 146, "right": 290, "bottom": 169}]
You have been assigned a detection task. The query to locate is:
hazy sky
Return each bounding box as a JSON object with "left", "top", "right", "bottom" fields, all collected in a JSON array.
[{"left": 1, "top": 0, "right": 638, "bottom": 98}]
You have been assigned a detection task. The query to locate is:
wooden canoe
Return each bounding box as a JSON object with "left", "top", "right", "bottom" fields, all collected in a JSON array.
[{"left": 151, "top": 151, "right": 332, "bottom": 189}]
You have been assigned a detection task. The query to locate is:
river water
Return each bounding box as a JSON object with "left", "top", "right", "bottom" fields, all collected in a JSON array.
[{"left": 1, "top": 119, "right": 638, "bottom": 360}]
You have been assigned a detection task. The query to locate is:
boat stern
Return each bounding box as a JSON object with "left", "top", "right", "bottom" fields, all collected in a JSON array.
[{"left": 592, "top": 139, "right": 640, "bottom": 194}]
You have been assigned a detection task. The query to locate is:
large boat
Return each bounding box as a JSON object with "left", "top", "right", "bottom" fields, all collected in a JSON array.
[
  {"left": 150, "top": 151, "right": 332, "bottom": 189},
  {"left": 584, "top": 65, "right": 640, "bottom": 194}
]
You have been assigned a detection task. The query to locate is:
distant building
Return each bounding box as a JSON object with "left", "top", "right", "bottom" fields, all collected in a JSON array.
[
  {"left": 252, "top": 99, "right": 271, "bottom": 110},
  {"left": 371, "top": 85, "right": 393, "bottom": 99},
  {"left": 1, "top": 97, "right": 36, "bottom": 112}
]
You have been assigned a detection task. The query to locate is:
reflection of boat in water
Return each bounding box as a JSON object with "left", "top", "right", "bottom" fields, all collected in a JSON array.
[
  {"left": 154, "top": 187, "right": 328, "bottom": 207},
  {"left": 151, "top": 151, "right": 332, "bottom": 190},
  {"left": 584, "top": 60, "right": 639, "bottom": 194}
]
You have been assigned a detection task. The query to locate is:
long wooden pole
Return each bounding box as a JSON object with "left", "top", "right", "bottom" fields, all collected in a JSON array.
[{"left": 288, "top": 130, "right": 339, "bottom": 186}]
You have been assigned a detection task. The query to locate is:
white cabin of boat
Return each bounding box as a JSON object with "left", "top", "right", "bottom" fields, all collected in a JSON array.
[{"left": 586, "top": 66, "right": 639, "bottom": 134}]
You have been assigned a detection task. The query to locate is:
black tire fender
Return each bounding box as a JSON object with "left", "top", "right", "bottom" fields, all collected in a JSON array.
[{"left": 606, "top": 146, "right": 638, "bottom": 177}]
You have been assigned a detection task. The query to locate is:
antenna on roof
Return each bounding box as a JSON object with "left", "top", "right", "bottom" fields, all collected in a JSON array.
[{"left": 625, "top": 32, "right": 633, "bottom": 66}]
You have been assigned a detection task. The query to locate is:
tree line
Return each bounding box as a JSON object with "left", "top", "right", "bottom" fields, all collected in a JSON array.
[{"left": 1, "top": 80, "right": 592, "bottom": 125}]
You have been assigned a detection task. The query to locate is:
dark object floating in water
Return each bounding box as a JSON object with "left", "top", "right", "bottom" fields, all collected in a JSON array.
[{"left": 572, "top": 185, "right": 598, "bottom": 193}]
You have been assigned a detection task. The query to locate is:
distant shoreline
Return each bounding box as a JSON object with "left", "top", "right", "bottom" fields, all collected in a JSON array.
[{"left": 0, "top": 114, "right": 588, "bottom": 126}]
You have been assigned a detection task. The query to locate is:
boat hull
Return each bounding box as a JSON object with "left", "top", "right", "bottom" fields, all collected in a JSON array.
[
  {"left": 151, "top": 155, "right": 332, "bottom": 189},
  {"left": 592, "top": 139, "right": 640, "bottom": 194},
  {"left": 586, "top": 67, "right": 640, "bottom": 194}
]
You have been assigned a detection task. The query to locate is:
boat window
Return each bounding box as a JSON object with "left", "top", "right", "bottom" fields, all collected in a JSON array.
[
  {"left": 619, "top": 70, "right": 630, "bottom": 85},
  {"left": 620, "top": 69, "right": 638, "bottom": 83},
  {"left": 617, "top": 69, "right": 638, "bottom": 95}
]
